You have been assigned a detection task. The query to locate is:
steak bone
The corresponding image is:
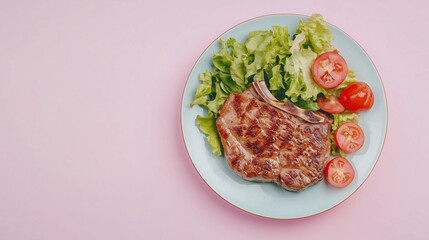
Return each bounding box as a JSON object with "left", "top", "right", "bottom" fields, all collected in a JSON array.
[{"left": 252, "top": 81, "right": 330, "bottom": 124}]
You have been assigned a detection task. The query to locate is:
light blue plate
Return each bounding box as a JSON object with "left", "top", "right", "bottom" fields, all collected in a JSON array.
[{"left": 181, "top": 14, "right": 387, "bottom": 219}]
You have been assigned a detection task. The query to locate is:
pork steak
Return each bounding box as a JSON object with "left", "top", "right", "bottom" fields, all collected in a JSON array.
[{"left": 216, "top": 81, "right": 332, "bottom": 191}]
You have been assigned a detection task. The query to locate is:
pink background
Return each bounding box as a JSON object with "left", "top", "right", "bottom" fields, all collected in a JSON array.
[{"left": 1, "top": 0, "right": 428, "bottom": 239}]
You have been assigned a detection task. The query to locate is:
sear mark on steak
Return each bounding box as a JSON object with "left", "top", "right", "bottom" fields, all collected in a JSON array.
[{"left": 216, "top": 81, "right": 332, "bottom": 191}]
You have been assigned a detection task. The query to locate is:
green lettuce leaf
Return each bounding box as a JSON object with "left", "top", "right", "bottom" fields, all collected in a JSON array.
[
  {"left": 196, "top": 114, "right": 222, "bottom": 156},
  {"left": 243, "top": 27, "right": 291, "bottom": 80},
  {"left": 227, "top": 38, "right": 247, "bottom": 57},
  {"left": 230, "top": 58, "right": 247, "bottom": 87},
  {"left": 191, "top": 71, "right": 213, "bottom": 107},
  {"left": 268, "top": 33, "right": 326, "bottom": 108},
  {"left": 268, "top": 65, "right": 284, "bottom": 90},
  {"left": 245, "top": 30, "right": 273, "bottom": 54},
  {"left": 212, "top": 39, "right": 233, "bottom": 73},
  {"left": 206, "top": 82, "right": 229, "bottom": 116},
  {"left": 272, "top": 26, "right": 290, "bottom": 49},
  {"left": 284, "top": 46, "right": 326, "bottom": 102},
  {"left": 296, "top": 14, "right": 334, "bottom": 54}
]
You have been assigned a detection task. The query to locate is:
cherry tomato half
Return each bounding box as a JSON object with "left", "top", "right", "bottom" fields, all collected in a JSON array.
[
  {"left": 335, "top": 122, "right": 364, "bottom": 153},
  {"left": 312, "top": 50, "right": 348, "bottom": 89},
  {"left": 339, "top": 82, "right": 374, "bottom": 112},
  {"left": 325, "top": 157, "right": 355, "bottom": 188},
  {"left": 317, "top": 95, "right": 345, "bottom": 114}
]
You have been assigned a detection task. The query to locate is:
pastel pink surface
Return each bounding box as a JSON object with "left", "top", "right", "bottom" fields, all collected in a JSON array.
[{"left": 1, "top": 0, "right": 428, "bottom": 239}]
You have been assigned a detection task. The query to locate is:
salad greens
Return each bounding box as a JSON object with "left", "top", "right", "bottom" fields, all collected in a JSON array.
[{"left": 191, "top": 14, "right": 358, "bottom": 156}]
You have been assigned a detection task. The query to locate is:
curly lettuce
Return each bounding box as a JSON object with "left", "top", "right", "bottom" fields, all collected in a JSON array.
[
  {"left": 191, "top": 14, "right": 359, "bottom": 156},
  {"left": 295, "top": 14, "right": 335, "bottom": 54},
  {"left": 196, "top": 114, "right": 222, "bottom": 155}
]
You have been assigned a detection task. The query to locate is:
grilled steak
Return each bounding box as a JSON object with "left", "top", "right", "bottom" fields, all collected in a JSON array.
[{"left": 216, "top": 81, "right": 331, "bottom": 191}]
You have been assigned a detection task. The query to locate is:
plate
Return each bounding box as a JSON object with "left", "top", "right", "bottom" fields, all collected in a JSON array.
[{"left": 181, "top": 14, "right": 387, "bottom": 219}]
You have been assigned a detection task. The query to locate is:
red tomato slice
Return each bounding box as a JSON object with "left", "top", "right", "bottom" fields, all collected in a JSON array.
[
  {"left": 312, "top": 50, "right": 348, "bottom": 89},
  {"left": 339, "top": 82, "right": 374, "bottom": 112},
  {"left": 317, "top": 95, "right": 345, "bottom": 114},
  {"left": 334, "top": 122, "right": 364, "bottom": 153},
  {"left": 325, "top": 157, "right": 355, "bottom": 188}
]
